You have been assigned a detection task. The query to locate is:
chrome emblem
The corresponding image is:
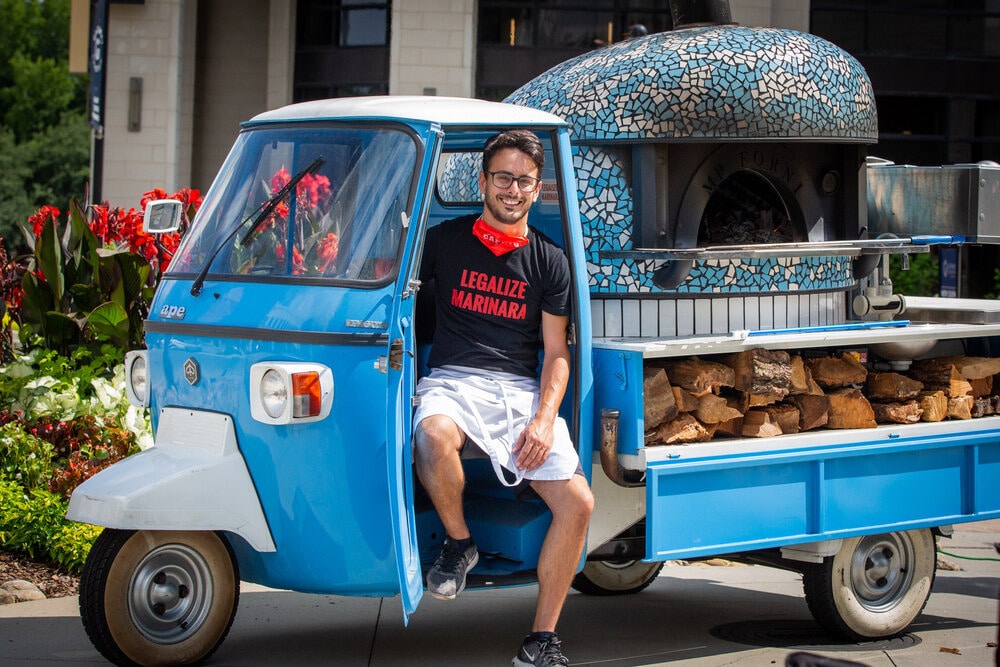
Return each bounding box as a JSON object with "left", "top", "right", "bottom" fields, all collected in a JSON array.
[{"left": 184, "top": 358, "right": 200, "bottom": 385}]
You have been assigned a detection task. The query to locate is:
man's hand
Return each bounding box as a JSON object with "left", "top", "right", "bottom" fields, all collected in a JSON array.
[{"left": 514, "top": 417, "right": 555, "bottom": 471}]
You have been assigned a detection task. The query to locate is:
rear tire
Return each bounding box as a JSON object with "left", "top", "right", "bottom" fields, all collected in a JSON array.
[
  {"left": 802, "top": 529, "right": 936, "bottom": 640},
  {"left": 79, "top": 529, "right": 239, "bottom": 666},
  {"left": 572, "top": 560, "right": 664, "bottom": 595}
]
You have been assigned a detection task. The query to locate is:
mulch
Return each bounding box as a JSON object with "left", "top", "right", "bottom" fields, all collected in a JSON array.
[{"left": 0, "top": 550, "right": 79, "bottom": 599}]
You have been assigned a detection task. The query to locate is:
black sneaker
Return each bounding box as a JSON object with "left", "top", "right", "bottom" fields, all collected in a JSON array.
[
  {"left": 512, "top": 635, "right": 569, "bottom": 666},
  {"left": 426, "top": 537, "right": 478, "bottom": 600}
]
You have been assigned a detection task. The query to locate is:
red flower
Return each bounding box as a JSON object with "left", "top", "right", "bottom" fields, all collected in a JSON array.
[
  {"left": 139, "top": 188, "right": 170, "bottom": 209},
  {"left": 298, "top": 173, "right": 331, "bottom": 210},
  {"left": 28, "top": 206, "right": 61, "bottom": 238},
  {"left": 315, "top": 233, "right": 339, "bottom": 273}
]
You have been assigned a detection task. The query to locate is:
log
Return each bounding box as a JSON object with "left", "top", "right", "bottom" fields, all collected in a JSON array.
[
  {"left": 971, "top": 397, "right": 994, "bottom": 418},
  {"left": 827, "top": 388, "right": 876, "bottom": 429},
  {"left": 947, "top": 395, "right": 973, "bottom": 420},
  {"left": 723, "top": 348, "right": 791, "bottom": 399},
  {"left": 785, "top": 394, "right": 829, "bottom": 431},
  {"left": 643, "top": 367, "right": 677, "bottom": 429},
  {"left": 671, "top": 385, "right": 701, "bottom": 413},
  {"left": 928, "top": 356, "right": 1000, "bottom": 380},
  {"left": 867, "top": 372, "right": 923, "bottom": 401},
  {"left": 918, "top": 390, "right": 948, "bottom": 422},
  {"left": 805, "top": 353, "right": 867, "bottom": 389},
  {"left": 789, "top": 355, "right": 823, "bottom": 395},
  {"left": 713, "top": 396, "right": 747, "bottom": 437},
  {"left": 909, "top": 362, "right": 972, "bottom": 398},
  {"left": 714, "top": 415, "right": 744, "bottom": 438},
  {"left": 969, "top": 376, "right": 993, "bottom": 399},
  {"left": 695, "top": 392, "right": 744, "bottom": 424},
  {"left": 661, "top": 358, "right": 735, "bottom": 397},
  {"left": 748, "top": 391, "right": 787, "bottom": 408},
  {"left": 763, "top": 403, "right": 800, "bottom": 434},
  {"left": 873, "top": 400, "right": 923, "bottom": 424},
  {"left": 741, "top": 409, "right": 783, "bottom": 437},
  {"left": 652, "top": 413, "right": 715, "bottom": 444}
]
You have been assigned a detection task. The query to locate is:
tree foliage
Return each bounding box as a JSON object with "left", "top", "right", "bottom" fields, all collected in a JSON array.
[{"left": 0, "top": 0, "right": 88, "bottom": 248}]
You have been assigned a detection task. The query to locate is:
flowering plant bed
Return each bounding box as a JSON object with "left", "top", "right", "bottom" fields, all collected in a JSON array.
[{"left": 0, "top": 188, "right": 200, "bottom": 581}]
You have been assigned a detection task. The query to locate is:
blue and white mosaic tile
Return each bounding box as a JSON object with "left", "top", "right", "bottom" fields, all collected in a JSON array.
[
  {"left": 506, "top": 26, "right": 877, "bottom": 142},
  {"left": 504, "top": 26, "right": 873, "bottom": 296}
]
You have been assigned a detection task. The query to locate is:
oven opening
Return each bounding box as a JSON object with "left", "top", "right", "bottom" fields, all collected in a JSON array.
[{"left": 697, "top": 170, "right": 804, "bottom": 246}]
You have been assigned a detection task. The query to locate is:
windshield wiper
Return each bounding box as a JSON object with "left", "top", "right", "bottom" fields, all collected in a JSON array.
[{"left": 190, "top": 156, "right": 325, "bottom": 296}]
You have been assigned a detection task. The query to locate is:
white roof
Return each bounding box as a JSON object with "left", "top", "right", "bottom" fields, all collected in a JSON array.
[{"left": 246, "top": 96, "right": 567, "bottom": 129}]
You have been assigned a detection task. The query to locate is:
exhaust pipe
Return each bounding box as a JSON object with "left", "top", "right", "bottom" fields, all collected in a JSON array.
[
  {"left": 670, "top": 0, "right": 733, "bottom": 29},
  {"left": 600, "top": 408, "right": 644, "bottom": 487}
]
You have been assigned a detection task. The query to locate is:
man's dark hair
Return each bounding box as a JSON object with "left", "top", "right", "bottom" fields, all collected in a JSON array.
[{"left": 483, "top": 130, "right": 545, "bottom": 174}]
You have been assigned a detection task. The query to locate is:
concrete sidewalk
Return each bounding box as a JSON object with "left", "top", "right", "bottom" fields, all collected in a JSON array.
[{"left": 1, "top": 521, "right": 997, "bottom": 666}]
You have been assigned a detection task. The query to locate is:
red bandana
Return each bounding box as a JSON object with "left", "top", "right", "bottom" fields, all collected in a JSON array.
[{"left": 472, "top": 218, "right": 530, "bottom": 256}]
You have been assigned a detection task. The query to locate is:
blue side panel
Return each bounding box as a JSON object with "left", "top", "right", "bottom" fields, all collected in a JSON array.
[
  {"left": 822, "top": 447, "right": 967, "bottom": 531},
  {"left": 592, "top": 347, "right": 645, "bottom": 455},
  {"left": 646, "top": 426, "right": 1000, "bottom": 560},
  {"left": 979, "top": 443, "right": 1000, "bottom": 509},
  {"left": 649, "top": 462, "right": 815, "bottom": 553}
]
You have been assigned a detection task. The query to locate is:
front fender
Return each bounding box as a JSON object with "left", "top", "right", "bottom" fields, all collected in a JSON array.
[{"left": 66, "top": 408, "right": 276, "bottom": 552}]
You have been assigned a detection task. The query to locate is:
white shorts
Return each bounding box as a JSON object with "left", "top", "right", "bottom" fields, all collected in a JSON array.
[{"left": 413, "top": 365, "right": 580, "bottom": 486}]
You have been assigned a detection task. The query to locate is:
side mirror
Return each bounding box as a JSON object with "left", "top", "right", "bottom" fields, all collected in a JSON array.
[{"left": 143, "top": 199, "right": 183, "bottom": 234}]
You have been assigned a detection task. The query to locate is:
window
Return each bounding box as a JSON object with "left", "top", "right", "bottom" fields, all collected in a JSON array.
[
  {"left": 812, "top": 2, "right": 1000, "bottom": 166},
  {"left": 169, "top": 126, "right": 417, "bottom": 284},
  {"left": 294, "top": 0, "right": 390, "bottom": 102},
  {"left": 297, "top": 0, "right": 388, "bottom": 47},
  {"left": 476, "top": 0, "right": 673, "bottom": 100}
]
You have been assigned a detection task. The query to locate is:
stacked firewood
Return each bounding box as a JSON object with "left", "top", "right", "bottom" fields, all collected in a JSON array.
[{"left": 642, "top": 349, "right": 1000, "bottom": 445}]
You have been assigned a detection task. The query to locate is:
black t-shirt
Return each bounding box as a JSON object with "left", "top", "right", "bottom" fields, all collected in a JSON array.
[{"left": 420, "top": 215, "right": 571, "bottom": 378}]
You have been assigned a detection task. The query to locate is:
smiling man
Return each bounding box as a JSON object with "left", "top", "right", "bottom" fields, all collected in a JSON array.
[{"left": 413, "top": 130, "right": 594, "bottom": 667}]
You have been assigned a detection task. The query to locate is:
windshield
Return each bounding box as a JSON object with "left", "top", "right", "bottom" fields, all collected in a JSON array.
[{"left": 168, "top": 125, "right": 419, "bottom": 283}]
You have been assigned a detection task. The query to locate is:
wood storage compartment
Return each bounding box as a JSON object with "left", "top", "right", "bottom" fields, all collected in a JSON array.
[{"left": 642, "top": 348, "right": 1000, "bottom": 446}]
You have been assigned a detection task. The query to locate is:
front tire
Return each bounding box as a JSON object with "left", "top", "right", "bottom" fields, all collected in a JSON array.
[
  {"left": 79, "top": 529, "right": 240, "bottom": 666},
  {"left": 572, "top": 560, "right": 664, "bottom": 595},
  {"left": 802, "top": 529, "right": 936, "bottom": 640}
]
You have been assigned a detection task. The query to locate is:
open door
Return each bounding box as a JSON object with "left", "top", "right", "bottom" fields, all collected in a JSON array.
[
  {"left": 385, "top": 307, "right": 422, "bottom": 622},
  {"left": 384, "top": 129, "right": 443, "bottom": 622}
]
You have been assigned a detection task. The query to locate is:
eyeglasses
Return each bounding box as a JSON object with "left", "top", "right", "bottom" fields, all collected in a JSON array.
[{"left": 485, "top": 170, "right": 541, "bottom": 193}]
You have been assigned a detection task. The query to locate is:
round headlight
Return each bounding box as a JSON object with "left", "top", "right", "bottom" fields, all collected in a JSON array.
[
  {"left": 259, "top": 369, "right": 288, "bottom": 419},
  {"left": 129, "top": 354, "right": 148, "bottom": 405}
]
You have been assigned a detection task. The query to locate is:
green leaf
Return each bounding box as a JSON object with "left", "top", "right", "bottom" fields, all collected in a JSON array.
[
  {"left": 42, "top": 311, "right": 80, "bottom": 351},
  {"left": 86, "top": 302, "right": 130, "bottom": 347},
  {"left": 18, "top": 272, "right": 55, "bottom": 327},
  {"left": 35, "top": 215, "right": 63, "bottom": 303}
]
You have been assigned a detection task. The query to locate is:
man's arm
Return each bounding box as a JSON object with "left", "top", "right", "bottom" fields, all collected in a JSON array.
[{"left": 514, "top": 311, "right": 571, "bottom": 471}]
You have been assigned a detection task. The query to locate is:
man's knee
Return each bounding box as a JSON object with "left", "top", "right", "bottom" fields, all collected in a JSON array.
[
  {"left": 414, "top": 415, "right": 464, "bottom": 460},
  {"left": 571, "top": 477, "right": 596, "bottom": 520},
  {"left": 538, "top": 476, "right": 594, "bottom": 525}
]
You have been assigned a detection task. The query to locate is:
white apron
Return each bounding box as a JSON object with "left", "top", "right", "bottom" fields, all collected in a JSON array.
[{"left": 413, "top": 365, "right": 580, "bottom": 486}]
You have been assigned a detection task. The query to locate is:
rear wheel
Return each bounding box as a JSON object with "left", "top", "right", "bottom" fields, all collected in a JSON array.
[
  {"left": 572, "top": 560, "right": 664, "bottom": 595},
  {"left": 802, "top": 529, "right": 936, "bottom": 640},
  {"left": 79, "top": 529, "right": 239, "bottom": 666}
]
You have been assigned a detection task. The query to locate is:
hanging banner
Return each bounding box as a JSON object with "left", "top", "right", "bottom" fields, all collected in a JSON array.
[{"left": 88, "top": 0, "right": 109, "bottom": 130}]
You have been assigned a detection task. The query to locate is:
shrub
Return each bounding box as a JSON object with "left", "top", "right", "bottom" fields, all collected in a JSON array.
[
  {"left": 888, "top": 252, "right": 938, "bottom": 297},
  {"left": 0, "top": 476, "right": 100, "bottom": 573},
  {"left": 13, "top": 188, "right": 198, "bottom": 354},
  {"left": 0, "top": 345, "right": 127, "bottom": 421},
  {"left": 0, "top": 421, "right": 53, "bottom": 490},
  {"left": 41, "top": 414, "right": 135, "bottom": 500}
]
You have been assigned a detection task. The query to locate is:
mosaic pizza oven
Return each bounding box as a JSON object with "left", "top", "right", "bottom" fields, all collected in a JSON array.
[{"left": 506, "top": 11, "right": 879, "bottom": 339}]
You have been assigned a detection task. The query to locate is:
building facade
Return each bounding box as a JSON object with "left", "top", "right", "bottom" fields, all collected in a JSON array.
[{"left": 96, "top": 0, "right": 996, "bottom": 208}]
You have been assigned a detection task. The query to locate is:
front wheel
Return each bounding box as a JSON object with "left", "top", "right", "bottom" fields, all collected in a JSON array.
[
  {"left": 571, "top": 560, "right": 665, "bottom": 595},
  {"left": 802, "top": 529, "right": 936, "bottom": 640},
  {"left": 79, "top": 529, "right": 240, "bottom": 666}
]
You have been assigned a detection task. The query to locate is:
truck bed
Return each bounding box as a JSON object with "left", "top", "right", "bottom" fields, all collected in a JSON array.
[{"left": 591, "top": 317, "right": 1000, "bottom": 561}]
